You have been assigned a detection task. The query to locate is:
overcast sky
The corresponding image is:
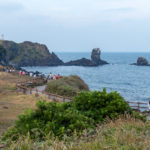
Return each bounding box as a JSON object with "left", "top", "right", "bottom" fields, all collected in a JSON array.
[{"left": 0, "top": 0, "right": 150, "bottom": 52}]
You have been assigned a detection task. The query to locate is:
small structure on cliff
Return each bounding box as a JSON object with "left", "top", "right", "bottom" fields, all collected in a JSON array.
[
  {"left": 131, "top": 57, "right": 150, "bottom": 66},
  {"left": 65, "top": 48, "right": 108, "bottom": 66}
]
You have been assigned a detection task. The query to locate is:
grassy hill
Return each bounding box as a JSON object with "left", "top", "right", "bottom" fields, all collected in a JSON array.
[{"left": 45, "top": 75, "right": 89, "bottom": 97}]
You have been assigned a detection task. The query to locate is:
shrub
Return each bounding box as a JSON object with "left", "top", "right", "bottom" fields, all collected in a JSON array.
[
  {"left": 74, "top": 89, "right": 132, "bottom": 123},
  {"left": 3, "top": 101, "right": 94, "bottom": 140},
  {"left": 3, "top": 89, "right": 133, "bottom": 141}
]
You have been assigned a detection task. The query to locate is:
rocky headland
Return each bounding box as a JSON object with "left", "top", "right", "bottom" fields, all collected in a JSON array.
[
  {"left": 131, "top": 57, "right": 150, "bottom": 66},
  {"left": 0, "top": 40, "right": 63, "bottom": 67},
  {"left": 64, "top": 48, "right": 109, "bottom": 66}
]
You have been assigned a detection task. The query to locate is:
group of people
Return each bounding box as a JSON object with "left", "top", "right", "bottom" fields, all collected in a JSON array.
[
  {"left": 48, "top": 72, "right": 61, "bottom": 80},
  {"left": 19, "top": 70, "right": 62, "bottom": 80},
  {"left": 19, "top": 70, "right": 26, "bottom": 75},
  {"left": 19, "top": 70, "right": 45, "bottom": 78},
  {"left": 3, "top": 67, "right": 16, "bottom": 73}
]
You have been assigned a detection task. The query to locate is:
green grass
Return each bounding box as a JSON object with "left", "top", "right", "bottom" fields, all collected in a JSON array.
[
  {"left": 1, "top": 116, "right": 150, "bottom": 150},
  {"left": 45, "top": 75, "right": 89, "bottom": 97}
]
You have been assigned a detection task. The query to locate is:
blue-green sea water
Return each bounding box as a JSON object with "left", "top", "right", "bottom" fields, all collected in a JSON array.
[{"left": 24, "top": 52, "right": 150, "bottom": 102}]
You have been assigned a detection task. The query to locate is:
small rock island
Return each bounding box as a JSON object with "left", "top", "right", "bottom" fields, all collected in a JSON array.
[
  {"left": 64, "top": 48, "right": 109, "bottom": 66},
  {"left": 131, "top": 57, "right": 150, "bottom": 66}
]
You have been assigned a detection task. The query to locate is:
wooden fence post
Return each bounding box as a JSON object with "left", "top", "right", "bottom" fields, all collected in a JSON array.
[
  {"left": 48, "top": 94, "right": 50, "bottom": 99},
  {"left": 63, "top": 97, "right": 65, "bottom": 102},
  {"left": 137, "top": 102, "right": 140, "bottom": 111},
  {"left": 30, "top": 88, "right": 32, "bottom": 94},
  {"left": 53, "top": 96, "right": 56, "bottom": 102}
]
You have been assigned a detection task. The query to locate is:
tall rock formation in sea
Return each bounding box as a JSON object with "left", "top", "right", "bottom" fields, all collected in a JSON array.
[
  {"left": 91, "top": 48, "right": 108, "bottom": 65},
  {"left": 65, "top": 48, "right": 108, "bottom": 66}
]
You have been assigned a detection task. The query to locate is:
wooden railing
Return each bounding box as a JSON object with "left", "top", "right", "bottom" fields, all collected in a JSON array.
[
  {"left": 0, "top": 145, "right": 5, "bottom": 149},
  {"left": 16, "top": 83, "right": 74, "bottom": 102},
  {"left": 16, "top": 81, "right": 150, "bottom": 111},
  {"left": 127, "top": 101, "right": 149, "bottom": 111}
]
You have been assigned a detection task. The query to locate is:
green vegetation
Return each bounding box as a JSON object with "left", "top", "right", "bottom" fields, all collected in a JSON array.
[
  {"left": 3, "top": 89, "right": 134, "bottom": 141},
  {"left": 0, "top": 45, "right": 6, "bottom": 64},
  {"left": 1, "top": 116, "right": 150, "bottom": 150},
  {"left": 74, "top": 89, "right": 132, "bottom": 123},
  {"left": 45, "top": 75, "right": 89, "bottom": 97}
]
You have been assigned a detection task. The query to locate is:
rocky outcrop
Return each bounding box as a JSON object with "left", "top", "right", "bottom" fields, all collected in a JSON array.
[
  {"left": 0, "top": 40, "right": 63, "bottom": 67},
  {"left": 65, "top": 48, "right": 108, "bottom": 66},
  {"left": 131, "top": 57, "right": 150, "bottom": 66},
  {"left": 137, "top": 57, "right": 149, "bottom": 65},
  {"left": 65, "top": 58, "right": 95, "bottom": 66}
]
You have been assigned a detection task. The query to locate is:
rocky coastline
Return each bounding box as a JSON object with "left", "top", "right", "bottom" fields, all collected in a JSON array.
[{"left": 0, "top": 40, "right": 108, "bottom": 67}]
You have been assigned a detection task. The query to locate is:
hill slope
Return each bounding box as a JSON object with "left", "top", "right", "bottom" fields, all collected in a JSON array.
[
  {"left": 45, "top": 75, "right": 89, "bottom": 97},
  {"left": 0, "top": 40, "right": 63, "bottom": 67}
]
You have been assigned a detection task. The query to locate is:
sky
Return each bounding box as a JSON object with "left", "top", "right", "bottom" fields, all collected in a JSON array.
[{"left": 0, "top": 0, "right": 150, "bottom": 52}]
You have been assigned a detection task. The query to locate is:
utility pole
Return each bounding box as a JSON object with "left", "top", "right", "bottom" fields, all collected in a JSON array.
[{"left": 1, "top": 34, "right": 4, "bottom": 40}]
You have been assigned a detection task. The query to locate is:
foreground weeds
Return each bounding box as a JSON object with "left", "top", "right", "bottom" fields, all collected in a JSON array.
[{"left": 1, "top": 116, "right": 150, "bottom": 150}]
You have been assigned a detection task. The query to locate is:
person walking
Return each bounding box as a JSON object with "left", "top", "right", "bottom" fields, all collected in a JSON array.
[
  {"left": 49, "top": 72, "right": 52, "bottom": 80},
  {"left": 53, "top": 75, "right": 56, "bottom": 80},
  {"left": 148, "top": 101, "right": 150, "bottom": 113}
]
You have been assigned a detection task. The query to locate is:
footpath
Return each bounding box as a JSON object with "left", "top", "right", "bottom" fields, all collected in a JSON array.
[{"left": 16, "top": 81, "right": 74, "bottom": 103}]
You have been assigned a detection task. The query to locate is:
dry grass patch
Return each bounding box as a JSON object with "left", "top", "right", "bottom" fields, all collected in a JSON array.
[
  {"left": 0, "top": 72, "right": 50, "bottom": 134},
  {"left": 0, "top": 93, "right": 52, "bottom": 134}
]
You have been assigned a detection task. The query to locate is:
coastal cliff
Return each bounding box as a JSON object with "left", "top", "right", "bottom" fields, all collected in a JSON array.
[{"left": 0, "top": 40, "right": 63, "bottom": 67}]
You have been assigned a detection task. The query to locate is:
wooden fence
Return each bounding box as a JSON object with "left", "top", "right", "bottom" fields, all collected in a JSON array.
[
  {"left": 16, "top": 83, "right": 74, "bottom": 102},
  {"left": 0, "top": 145, "right": 5, "bottom": 149},
  {"left": 127, "top": 101, "right": 149, "bottom": 112},
  {"left": 16, "top": 81, "right": 150, "bottom": 111}
]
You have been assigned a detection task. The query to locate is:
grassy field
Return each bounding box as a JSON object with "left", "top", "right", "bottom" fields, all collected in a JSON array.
[
  {"left": 1, "top": 116, "right": 150, "bottom": 150},
  {"left": 0, "top": 72, "right": 50, "bottom": 134}
]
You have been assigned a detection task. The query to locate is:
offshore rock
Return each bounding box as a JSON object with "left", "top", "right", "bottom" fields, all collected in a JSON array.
[
  {"left": 137, "top": 57, "right": 149, "bottom": 65},
  {"left": 91, "top": 48, "right": 108, "bottom": 65},
  {"left": 91, "top": 48, "right": 101, "bottom": 64},
  {"left": 65, "top": 48, "right": 108, "bottom": 66},
  {"left": 131, "top": 57, "right": 150, "bottom": 66}
]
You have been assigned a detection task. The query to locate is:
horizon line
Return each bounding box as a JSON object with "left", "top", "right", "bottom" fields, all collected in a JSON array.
[{"left": 54, "top": 51, "right": 150, "bottom": 53}]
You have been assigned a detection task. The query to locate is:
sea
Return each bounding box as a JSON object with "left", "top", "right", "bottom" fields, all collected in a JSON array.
[{"left": 23, "top": 52, "right": 150, "bottom": 102}]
